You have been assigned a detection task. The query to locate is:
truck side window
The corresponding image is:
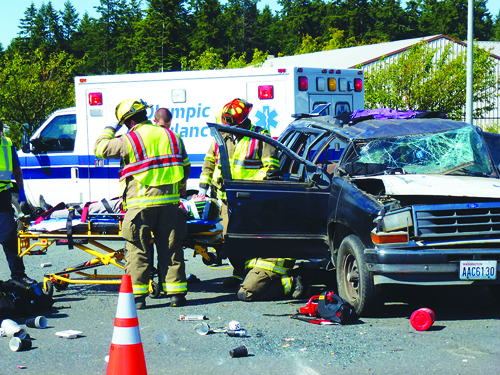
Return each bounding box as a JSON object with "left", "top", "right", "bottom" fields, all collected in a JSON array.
[{"left": 37, "top": 114, "right": 77, "bottom": 153}]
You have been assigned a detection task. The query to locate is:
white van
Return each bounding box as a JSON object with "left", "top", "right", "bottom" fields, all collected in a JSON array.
[{"left": 18, "top": 66, "right": 365, "bottom": 207}]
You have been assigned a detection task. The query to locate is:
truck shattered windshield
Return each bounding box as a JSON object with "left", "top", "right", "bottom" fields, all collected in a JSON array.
[{"left": 346, "top": 126, "right": 494, "bottom": 176}]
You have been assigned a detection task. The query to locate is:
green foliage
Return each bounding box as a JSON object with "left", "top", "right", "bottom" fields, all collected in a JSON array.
[
  {"left": 180, "top": 48, "right": 224, "bottom": 70},
  {"left": 249, "top": 49, "right": 268, "bottom": 67},
  {"left": 226, "top": 52, "right": 249, "bottom": 69},
  {"left": 0, "top": 49, "right": 83, "bottom": 147},
  {"left": 365, "top": 42, "right": 499, "bottom": 120}
]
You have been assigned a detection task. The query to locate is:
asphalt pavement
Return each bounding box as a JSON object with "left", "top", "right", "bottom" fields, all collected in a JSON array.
[{"left": 1, "top": 241, "right": 500, "bottom": 375}]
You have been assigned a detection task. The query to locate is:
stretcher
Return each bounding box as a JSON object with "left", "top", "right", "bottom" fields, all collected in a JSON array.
[{"left": 17, "top": 211, "right": 224, "bottom": 297}]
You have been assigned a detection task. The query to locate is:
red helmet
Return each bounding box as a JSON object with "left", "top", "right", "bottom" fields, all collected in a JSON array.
[{"left": 221, "top": 98, "right": 253, "bottom": 125}]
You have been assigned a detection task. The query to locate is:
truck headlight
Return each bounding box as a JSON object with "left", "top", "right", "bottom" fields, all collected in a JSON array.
[{"left": 371, "top": 208, "right": 413, "bottom": 244}]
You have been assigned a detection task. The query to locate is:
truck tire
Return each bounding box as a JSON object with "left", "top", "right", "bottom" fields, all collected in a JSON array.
[{"left": 336, "top": 234, "right": 382, "bottom": 317}]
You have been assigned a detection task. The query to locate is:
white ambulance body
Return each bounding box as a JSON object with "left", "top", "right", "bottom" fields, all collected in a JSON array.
[{"left": 18, "top": 66, "right": 364, "bottom": 207}]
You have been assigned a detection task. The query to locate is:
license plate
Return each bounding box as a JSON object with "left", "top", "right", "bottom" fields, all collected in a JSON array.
[{"left": 459, "top": 260, "right": 497, "bottom": 280}]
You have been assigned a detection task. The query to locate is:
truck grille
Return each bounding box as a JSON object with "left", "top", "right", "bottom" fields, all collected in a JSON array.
[{"left": 413, "top": 202, "right": 500, "bottom": 239}]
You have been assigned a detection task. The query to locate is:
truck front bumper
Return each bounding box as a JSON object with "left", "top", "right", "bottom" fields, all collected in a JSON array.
[{"left": 364, "top": 248, "right": 500, "bottom": 285}]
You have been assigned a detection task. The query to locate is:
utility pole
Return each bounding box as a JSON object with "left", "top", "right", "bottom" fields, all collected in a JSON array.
[{"left": 465, "top": 0, "right": 474, "bottom": 124}]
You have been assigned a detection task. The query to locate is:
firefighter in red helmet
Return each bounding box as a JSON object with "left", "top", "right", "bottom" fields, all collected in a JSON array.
[{"left": 199, "top": 98, "right": 280, "bottom": 288}]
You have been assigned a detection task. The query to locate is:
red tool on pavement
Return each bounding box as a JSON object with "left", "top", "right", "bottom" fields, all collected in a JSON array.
[{"left": 295, "top": 291, "right": 358, "bottom": 325}]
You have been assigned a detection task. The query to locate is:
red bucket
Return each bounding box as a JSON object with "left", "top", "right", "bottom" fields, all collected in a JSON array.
[{"left": 410, "top": 308, "right": 436, "bottom": 331}]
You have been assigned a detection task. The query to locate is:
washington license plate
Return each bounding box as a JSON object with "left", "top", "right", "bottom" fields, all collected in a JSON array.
[{"left": 459, "top": 260, "right": 497, "bottom": 280}]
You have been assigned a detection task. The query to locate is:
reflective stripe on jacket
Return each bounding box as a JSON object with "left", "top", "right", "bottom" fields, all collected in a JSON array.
[
  {"left": 245, "top": 258, "right": 295, "bottom": 275},
  {"left": 0, "top": 136, "right": 14, "bottom": 192},
  {"left": 119, "top": 125, "right": 184, "bottom": 186}
]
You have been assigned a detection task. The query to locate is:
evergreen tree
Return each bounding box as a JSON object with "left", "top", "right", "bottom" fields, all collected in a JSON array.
[
  {"left": 418, "top": 0, "right": 492, "bottom": 40},
  {"left": 223, "top": 0, "right": 260, "bottom": 61},
  {"left": 277, "top": 0, "right": 319, "bottom": 55},
  {"left": 60, "top": 1, "right": 79, "bottom": 53},
  {"left": 492, "top": 10, "right": 500, "bottom": 41},
  {"left": 132, "top": 0, "right": 190, "bottom": 72},
  {"left": 187, "top": 0, "right": 225, "bottom": 57}
]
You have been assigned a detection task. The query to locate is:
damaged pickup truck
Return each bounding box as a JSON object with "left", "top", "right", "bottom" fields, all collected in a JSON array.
[{"left": 207, "top": 110, "right": 500, "bottom": 316}]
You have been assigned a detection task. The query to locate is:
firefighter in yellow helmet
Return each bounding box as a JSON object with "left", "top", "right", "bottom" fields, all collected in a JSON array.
[
  {"left": 199, "top": 98, "right": 281, "bottom": 289},
  {"left": 94, "top": 99, "right": 191, "bottom": 309}
]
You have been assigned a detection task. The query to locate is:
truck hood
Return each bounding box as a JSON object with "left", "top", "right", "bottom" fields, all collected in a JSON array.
[{"left": 364, "top": 174, "right": 500, "bottom": 198}]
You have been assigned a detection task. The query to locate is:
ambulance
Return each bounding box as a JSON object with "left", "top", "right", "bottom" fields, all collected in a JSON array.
[{"left": 18, "top": 66, "right": 364, "bottom": 207}]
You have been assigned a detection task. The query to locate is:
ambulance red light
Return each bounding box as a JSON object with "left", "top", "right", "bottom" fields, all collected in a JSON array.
[
  {"left": 329, "top": 69, "right": 334, "bottom": 74},
  {"left": 358, "top": 70, "right": 363, "bottom": 75},
  {"left": 278, "top": 68, "right": 286, "bottom": 73},
  {"left": 89, "top": 92, "right": 103, "bottom": 106},
  {"left": 354, "top": 78, "right": 363, "bottom": 92},
  {"left": 79, "top": 78, "right": 87, "bottom": 83},
  {"left": 322, "top": 69, "right": 327, "bottom": 73},
  {"left": 336, "top": 70, "right": 341, "bottom": 74},
  {"left": 298, "top": 76, "right": 308, "bottom": 91},
  {"left": 297, "top": 68, "right": 304, "bottom": 72},
  {"left": 258, "top": 85, "right": 274, "bottom": 99}
]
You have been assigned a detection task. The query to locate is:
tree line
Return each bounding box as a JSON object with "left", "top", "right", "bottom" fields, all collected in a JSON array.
[
  {"left": 0, "top": 0, "right": 499, "bottom": 143},
  {"left": 1, "top": 0, "right": 499, "bottom": 74}
]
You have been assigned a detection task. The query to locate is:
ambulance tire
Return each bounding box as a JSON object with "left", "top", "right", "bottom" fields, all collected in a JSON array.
[
  {"left": 11, "top": 195, "right": 23, "bottom": 232},
  {"left": 336, "top": 235, "right": 383, "bottom": 317}
]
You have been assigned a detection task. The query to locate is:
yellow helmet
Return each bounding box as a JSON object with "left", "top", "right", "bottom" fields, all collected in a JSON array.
[{"left": 115, "top": 99, "right": 152, "bottom": 125}]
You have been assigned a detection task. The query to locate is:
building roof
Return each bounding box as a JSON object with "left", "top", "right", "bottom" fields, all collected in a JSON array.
[
  {"left": 476, "top": 41, "right": 500, "bottom": 59},
  {"left": 261, "top": 35, "right": 500, "bottom": 69}
]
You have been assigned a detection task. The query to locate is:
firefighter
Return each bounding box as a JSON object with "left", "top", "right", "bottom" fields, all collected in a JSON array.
[
  {"left": 94, "top": 99, "right": 191, "bottom": 309},
  {"left": 198, "top": 98, "right": 279, "bottom": 288},
  {"left": 0, "top": 119, "right": 37, "bottom": 287},
  {"left": 237, "top": 258, "right": 307, "bottom": 301}
]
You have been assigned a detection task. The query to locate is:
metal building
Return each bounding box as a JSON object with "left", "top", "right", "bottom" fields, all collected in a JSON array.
[{"left": 261, "top": 34, "right": 500, "bottom": 128}]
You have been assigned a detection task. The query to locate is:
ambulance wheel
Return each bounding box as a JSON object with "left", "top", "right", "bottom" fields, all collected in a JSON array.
[
  {"left": 42, "top": 280, "right": 54, "bottom": 297},
  {"left": 53, "top": 274, "right": 70, "bottom": 291},
  {"left": 149, "top": 280, "right": 161, "bottom": 299},
  {"left": 202, "top": 252, "right": 217, "bottom": 266},
  {"left": 336, "top": 235, "right": 382, "bottom": 317}
]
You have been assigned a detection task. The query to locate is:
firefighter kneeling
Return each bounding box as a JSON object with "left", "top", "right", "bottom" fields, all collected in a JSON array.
[{"left": 237, "top": 258, "right": 307, "bottom": 301}]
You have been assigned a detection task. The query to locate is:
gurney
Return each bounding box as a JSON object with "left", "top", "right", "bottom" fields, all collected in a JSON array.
[{"left": 17, "top": 201, "right": 224, "bottom": 297}]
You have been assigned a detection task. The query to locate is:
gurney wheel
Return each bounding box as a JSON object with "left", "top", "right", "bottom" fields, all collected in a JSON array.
[
  {"left": 202, "top": 252, "right": 217, "bottom": 266},
  {"left": 54, "top": 274, "right": 70, "bottom": 291},
  {"left": 43, "top": 280, "right": 54, "bottom": 297},
  {"left": 149, "top": 280, "right": 161, "bottom": 299}
]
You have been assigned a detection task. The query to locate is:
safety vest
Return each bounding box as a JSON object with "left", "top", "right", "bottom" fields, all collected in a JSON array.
[
  {"left": 119, "top": 124, "right": 185, "bottom": 208},
  {"left": 211, "top": 125, "right": 271, "bottom": 200},
  {"left": 0, "top": 136, "right": 14, "bottom": 192}
]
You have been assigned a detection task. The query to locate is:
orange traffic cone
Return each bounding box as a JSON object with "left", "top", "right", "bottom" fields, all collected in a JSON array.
[{"left": 107, "top": 274, "right": 147, "bottom": 375}]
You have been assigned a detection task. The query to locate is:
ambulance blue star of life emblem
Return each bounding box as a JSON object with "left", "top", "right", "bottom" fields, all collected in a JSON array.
[{"left": 254, "top": 106, "right": 278, "bottom": 132}]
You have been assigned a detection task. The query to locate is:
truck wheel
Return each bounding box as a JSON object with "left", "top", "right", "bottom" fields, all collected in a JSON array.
[{"left": 337, "top": 234, "right": 382, "bottom": 317}]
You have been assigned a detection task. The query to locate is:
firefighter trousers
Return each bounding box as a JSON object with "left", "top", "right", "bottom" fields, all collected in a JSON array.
[
  {"left": 237, "top": 268, "right": 295, "bottom": 301},
  {"left": 121, "top": 205, "right": 187, "bottom": 297}
]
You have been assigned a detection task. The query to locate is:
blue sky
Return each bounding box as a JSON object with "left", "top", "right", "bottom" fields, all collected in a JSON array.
[{"left": 1, "top": 0, "right": 499, "bottom": 48}]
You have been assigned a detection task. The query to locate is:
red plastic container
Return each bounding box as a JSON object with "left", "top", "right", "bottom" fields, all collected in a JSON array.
[{"left": 410, "top": 308, "right": 436, "bottom": 331}]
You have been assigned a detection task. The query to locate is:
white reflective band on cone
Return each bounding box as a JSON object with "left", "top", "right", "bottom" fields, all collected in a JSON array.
[
  {"left": 115, "top": 293, "right": 136, "bottom": 319},
  {"left": 111, "top": 326, "right": 142, "bottom": 345}
]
